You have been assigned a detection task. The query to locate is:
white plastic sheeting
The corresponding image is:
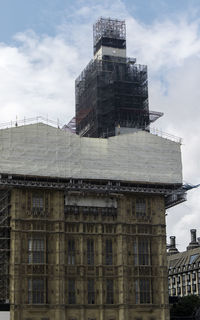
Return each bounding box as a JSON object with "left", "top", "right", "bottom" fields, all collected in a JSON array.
[{"left": 0, "top": 123, "right": 182, "bottom": 184}]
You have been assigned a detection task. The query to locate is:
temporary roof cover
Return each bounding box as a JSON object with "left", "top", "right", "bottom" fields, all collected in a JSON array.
[{"left": 0, "top": 123, "right": 182, "bottom": 184}]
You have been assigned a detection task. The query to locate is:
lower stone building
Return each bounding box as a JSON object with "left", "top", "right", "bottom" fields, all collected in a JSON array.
[
  {"left": 1, "top": 182, "right": 170, "bottom": 320},
  {"left": 0, "top": 122, "right": 184, "bottom": 320},
  {"left": 168, "top": 229, "right": 200, "bottom": 298}
]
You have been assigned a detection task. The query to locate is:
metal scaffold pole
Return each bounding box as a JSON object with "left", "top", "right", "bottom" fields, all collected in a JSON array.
[{"left": 0, "top": 190, "right": 10, "bottom": 309}]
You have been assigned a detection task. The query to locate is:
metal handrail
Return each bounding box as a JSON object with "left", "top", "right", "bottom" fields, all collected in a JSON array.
[{"left": 0, "top": 116, "right": 63, "bottom": 130}]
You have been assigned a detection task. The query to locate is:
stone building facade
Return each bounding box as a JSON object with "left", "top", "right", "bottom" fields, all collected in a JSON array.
[{"left": 6, "top": 182, "right": 170, "bottom": 320}]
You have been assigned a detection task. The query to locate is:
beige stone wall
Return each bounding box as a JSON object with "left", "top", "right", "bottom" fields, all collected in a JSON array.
[{"left": 10, "top": 188, "right": 169, "bottom": 320}]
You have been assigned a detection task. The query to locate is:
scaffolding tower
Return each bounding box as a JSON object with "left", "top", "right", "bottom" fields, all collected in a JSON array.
[
  {"left": 76, "top": 56, "right": 149, "bottom": 137},
  {"left": 75, "top": 17, "right": 152, "bottom": 138},
  {"left": 93, "top": 17, "right": 126, "bottom": 55},
  {"left": 0, "top": 190, "right": 10, "bottom": 309}
]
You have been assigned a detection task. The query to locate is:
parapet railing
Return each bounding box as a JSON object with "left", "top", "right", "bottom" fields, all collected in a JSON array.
[
  {"left": 0, "top": 117, "right": 182, "bottom": 144},
  {"left": 0, "top": 116, "right": 63, "bottom": 130},
  {"left": 102, "top": 127, "right": 182, "bottom": 144},
  {"left": 150, "top": 127, "right": 182, "bottom": 144}
]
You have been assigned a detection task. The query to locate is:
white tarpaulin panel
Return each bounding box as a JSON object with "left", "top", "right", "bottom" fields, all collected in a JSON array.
[{"left": 0, "top": 123, "right": 182, "bottom": 184}]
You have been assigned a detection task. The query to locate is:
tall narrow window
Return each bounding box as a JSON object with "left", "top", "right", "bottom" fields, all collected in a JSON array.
[
  {"left": 88, "top": 279, "right": 95, "bottom": 304},
  {"left": 133, "top": 240, "right": 138, "bottom": 265},
  {"left": 135, "top": 278, "right": 151, "bottom": 304},
  {"left": 87, "top": 239, "right": 94, "bottom": 265},
  {"left": 133, "top": 238, "right": 151, "bottom": 266},
  {"left": 28, "top": 278, "right": 45, "bottom": 304},
  {"left": 28, "top": 279, "right": 31, "bottom": 304},
  {"left": 106, "top": 239, "right": 113, "bottom": 265},
  {"left": 138, "top": 239, "right": 150, "bottom": 265},
  {"left": 135, "top": 279, "right": 139, "bottom": 304},
  {"left": 68, "top": 239, "right": 75, "bottom": 265},
  {"left": 68, "top": 279, "right": 76, "bottom": 304},
  {"left": 136, "top": 199, "right": 146, "bottom": 217},
  {"left": 32, "top": 194, "right": 43, "bottom": 210},
  {"left": 140, "top": 278, "right": 151, "bottom": 303},
  {"left": 28, "top": 239, "right": 44, "bottom": 264},
  {"left": 106, "top": 279, "right": 114, "bottom": 304}
]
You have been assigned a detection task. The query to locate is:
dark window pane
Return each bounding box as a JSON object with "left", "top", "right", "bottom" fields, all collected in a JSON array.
[
  {"left": 68, "top": 239, "right": 75, "bottom": 265},
  {"left": 88, "top": 279, "right": 95, "bottom": 304},
  {"left": 32, "top": 194, "right": 43, "bottom": 209},
  {"left": 28, "top": 239, "right": 45, "bottom": 264},
  {"left": 136, "top": 199, "right": 146, "bottom": 216},
  {"left": 68, "top": 279, "right": 76, "bottom": 304},
  {"left": 87, "top": 239, "right": 94, "bottom": 265},
  {"left": 28, "top": 278, "right": 45, "bottom": 304},
  {"left": 133, "top": 238, "right": 150, "bottom": 266},
  {"left": 106, "top": 239, "right": 112, "bottom": 265},
  {"left": 135, "top": 278, "right": 151, "bottom": 304},
  {"left": 106, "top": 279, "right": 114, "bottom": 304}
]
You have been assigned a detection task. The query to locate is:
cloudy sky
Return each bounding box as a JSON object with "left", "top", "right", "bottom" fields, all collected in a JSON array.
[{"left": 1, "top": 0, "right": 200, "bottom": 316}]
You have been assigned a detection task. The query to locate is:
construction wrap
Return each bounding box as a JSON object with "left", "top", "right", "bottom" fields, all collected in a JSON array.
[{"left": 0, "top": 123, "right": 182, "bottom": 184}]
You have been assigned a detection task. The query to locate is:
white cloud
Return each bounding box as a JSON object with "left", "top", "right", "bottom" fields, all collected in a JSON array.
[
  {"left": 0, "top": 0, "right": 199, "bottom": 251},
  {"left": 0, "top": 31, "right": 84, "bottom": 126},
  {"left": 126, "top": 16, "right": 200, "bottom": 70}
]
